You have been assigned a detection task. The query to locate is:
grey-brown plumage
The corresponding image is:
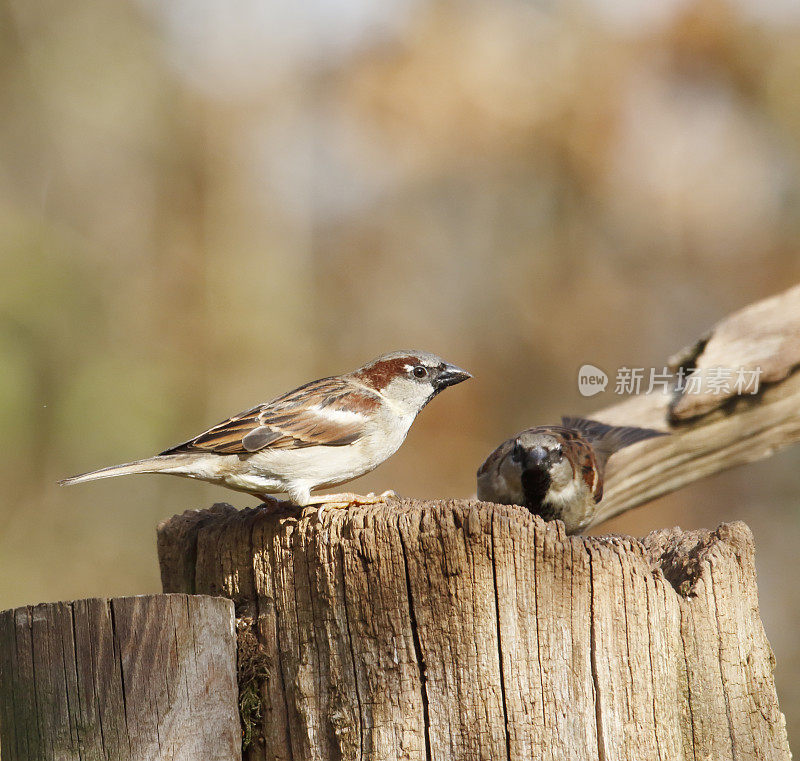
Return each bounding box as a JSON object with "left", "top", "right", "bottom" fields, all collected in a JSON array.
[
  {"left": 477, "top": 416, "right": 666, "bottom": 533},
  {"left": 59, "top": 351, "right": 471, "bottom": 506}
]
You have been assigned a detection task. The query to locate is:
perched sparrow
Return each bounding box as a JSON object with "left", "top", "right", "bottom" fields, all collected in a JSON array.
[
  {"left": 61, "top": 351, "right": 471, "bottom": 506},
  {"left": 477, "top": 416, "right": 665, "bottom": 533}
]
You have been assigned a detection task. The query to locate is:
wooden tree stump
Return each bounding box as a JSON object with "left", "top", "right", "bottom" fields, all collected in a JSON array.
[
  {"left": 0, "top": 594, "right": 241, "bottom": 761},
  {"left": 158, "top": 500, "right": 791, "bottom": 761}
]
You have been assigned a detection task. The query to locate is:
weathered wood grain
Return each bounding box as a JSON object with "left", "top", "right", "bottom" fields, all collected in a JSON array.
[
  {"left": 590, "top": 283, "right": 800, "bottom": 528},
  {"left": 158, "top": 499, "right": 791, "bottom": 761},
  {"left": 0, "top": 594, "right": 241, "bottom": 761}
]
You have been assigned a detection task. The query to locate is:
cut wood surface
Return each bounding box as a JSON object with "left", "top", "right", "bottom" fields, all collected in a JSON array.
[
  {"left": 0, "top": 594, "right": 241, "bottom": 761},
  {"left": 158, "top": 499, "right": 791, "bottom": 761},
  {"left": 589, "top": 283, "right": 800, "bottom": 528}
]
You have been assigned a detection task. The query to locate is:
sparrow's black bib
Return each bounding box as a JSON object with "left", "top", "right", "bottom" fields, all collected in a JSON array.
[{"left": 520, "top": 468, "right": 558, "bottom": 521}]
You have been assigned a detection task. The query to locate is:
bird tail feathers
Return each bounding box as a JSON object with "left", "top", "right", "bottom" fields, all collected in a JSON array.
[{"left": 58, "top": 456, "right": 184, "bottom": 486}]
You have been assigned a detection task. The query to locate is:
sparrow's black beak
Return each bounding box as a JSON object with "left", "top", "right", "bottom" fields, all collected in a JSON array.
[
  {"left": 433, "top": 363, "right": 472, "bottom": 391},
  {"left": 527, "top": 446, "right": 548, "bottom": 467},
  {"left": 512, "top": 443, "right": 548, "bottom": 469}
]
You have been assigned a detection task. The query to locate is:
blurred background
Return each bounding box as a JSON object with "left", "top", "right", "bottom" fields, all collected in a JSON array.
[{"left": 1, "top": 0, "right": 799, "bottom": 745}]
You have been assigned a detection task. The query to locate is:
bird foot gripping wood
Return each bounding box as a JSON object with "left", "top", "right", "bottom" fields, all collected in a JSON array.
[{"left": 301, "top": 490, "right": 399, "bottom": 522}]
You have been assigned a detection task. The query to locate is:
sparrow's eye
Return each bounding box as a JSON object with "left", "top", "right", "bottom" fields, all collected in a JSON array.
[
  {"left": 552, "top": 446, "right": 563, "bottom": 461},
  {"left": 412, "top": 365, "right": 428, "bottom": 379}
]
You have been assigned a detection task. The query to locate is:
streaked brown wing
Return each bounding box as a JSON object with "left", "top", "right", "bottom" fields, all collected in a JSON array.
[
  {"left": 561, "top": 416, "right": 665, "bottom": 465},
  {"left": 557, "top": 428, "right": 603, "bottom": 503},
  {"left": 160, "top": 377, "right": 379, "bottom": 456},
  {"left": 476, "top": 438, "right": 513, "bottom": 479}
]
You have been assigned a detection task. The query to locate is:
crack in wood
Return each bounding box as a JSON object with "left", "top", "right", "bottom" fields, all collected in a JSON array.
[
  {"left": 302, "top": 523, "right": 330, "bottom": 757},
  {"left": 398, "top": 514, "right": 433, "bottom": 761},
  {"left": 643, "top": 575, "right": 664, "bottom": 761},
  {"left": 490, "top": 511, "right": 512, "bottom": 761},
  {"left": 108, "top": 600, "right": 130, "bottom": 747},
  {"left": 531, "top": 524, "right": 548, "bottom": 748},
  {"left": 265, "top": 519, "right": 297, "bottom": 761},
  {"left": 709, "top": 562, "right": 739, "bottom": 761},
  {"left": 339, "top": 538, "right": 365, "bottom": 761},
  {"left": 588, "top": 549, "right": 607, "bottom": 761},
  {"left": 679, "top": 616, "right": 699, "bottom": 761}
]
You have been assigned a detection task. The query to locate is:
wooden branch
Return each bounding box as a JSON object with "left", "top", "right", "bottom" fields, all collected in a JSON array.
[
  {"left": 158, "top": 500, "right": 790, "bottom": 761},
  {"left": 0, "top": 594, "right": 241, "bottom": 761},
  {"left": 589, "top": 283, "right": 800, "bottom": 528}
]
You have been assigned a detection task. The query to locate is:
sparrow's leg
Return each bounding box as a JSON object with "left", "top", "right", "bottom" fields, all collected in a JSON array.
[{"left": 256, "top": 494, "right": 283, "bottom": 509}]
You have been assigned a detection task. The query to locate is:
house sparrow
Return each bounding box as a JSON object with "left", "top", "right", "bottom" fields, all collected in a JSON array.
[
  {"left": 477, "top": 417, "right": 665, "bottom": 533},
  {"left": 60, "top": 351, "right": 471, "bottom": 506}
]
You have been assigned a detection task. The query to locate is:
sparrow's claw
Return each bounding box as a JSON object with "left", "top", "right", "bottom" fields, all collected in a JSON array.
[
  {"left": 338, "top": 490, "right": 399, "bottom": 506},
  {"left": 302, "top": 490, "right": 399, "bottom": 521},
  {"left": 304, "top": 490, "right": 396, "bottom": 507}
]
